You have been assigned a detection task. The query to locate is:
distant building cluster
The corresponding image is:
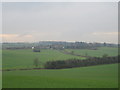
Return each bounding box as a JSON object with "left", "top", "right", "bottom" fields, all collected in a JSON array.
[{"left": 2, "top": 41, "right": 118, "bottom": 50}]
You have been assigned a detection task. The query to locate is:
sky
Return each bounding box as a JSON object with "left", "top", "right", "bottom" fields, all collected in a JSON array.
[{"left": 1, "top": 2, "right": 118, "bottom": 43}]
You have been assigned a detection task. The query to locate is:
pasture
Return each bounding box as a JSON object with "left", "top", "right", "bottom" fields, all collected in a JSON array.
[
  {"left": 2, "top": 47, "right": 119, "bottom": 88},
  {"left": 65, "top": 47, "right": 118, "bottom": 57},
  {"left": 2, "top": 49, "right": 85, "bottom": 69},
  {"left": 2, "top": 47, "right": 118, "bottom": 69},
  {"left": 2, "top": 64, "right": 118, "bottom": 88}
]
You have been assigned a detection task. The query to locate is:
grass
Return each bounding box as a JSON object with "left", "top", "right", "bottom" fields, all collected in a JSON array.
[
  {"left": 65, "top": 47, "right": 118, "bottom": 57},
  {"left": 2, "top": 47, "right": 118, "bottom": 88},
  {"left": 2, "top": 47, "right": 118, "bottom": 69},
  {"left": 2, "top": 64, "right": 118, "bottom": 88},
  {"left": 2, "top": 49, "right": 85, "bottom": 69}
]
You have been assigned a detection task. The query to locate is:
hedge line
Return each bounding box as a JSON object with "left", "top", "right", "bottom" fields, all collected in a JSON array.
[{"left": 44, "top": 55, "right": 119, "bottom": 69}]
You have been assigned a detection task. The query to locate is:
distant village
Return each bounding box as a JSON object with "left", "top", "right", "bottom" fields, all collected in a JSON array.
[{"left": 2, "top": 41, "right": 118, "bottom": 51}]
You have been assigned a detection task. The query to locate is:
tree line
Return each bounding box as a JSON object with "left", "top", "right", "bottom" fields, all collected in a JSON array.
[
  {"left": 2, "top": 41, "right": 118, "bottom": 50},
  {"left": 44, "top": 55, "right": 119, "bottom": 69}
]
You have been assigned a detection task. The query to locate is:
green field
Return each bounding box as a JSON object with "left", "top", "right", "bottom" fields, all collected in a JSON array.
[
  {"left": 2, "top": 47, "right": 119, "bottom": 88},
  {"left": 2, "top": 47, "right": 118, "bottom": 69},
  {"left": 2, "top": 49, "right": 85, "bottom": 69},
  {"left": 3, "top": 64, "right": 118, "bottom": 88},
  {"left": 65, "top": 47, "right": 118, "bottom": 57}
]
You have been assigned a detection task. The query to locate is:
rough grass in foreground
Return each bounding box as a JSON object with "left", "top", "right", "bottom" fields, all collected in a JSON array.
[{"left": 3, "top": 64, "right": 118, "bottom": 88}]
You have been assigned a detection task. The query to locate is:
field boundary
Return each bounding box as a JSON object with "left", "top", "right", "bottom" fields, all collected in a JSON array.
[
  {"left": 1, "top": 62, "right": 119, "bottom": 72},
  {"left": 1, "top": 68, "right": 45, "bottom": 71},
  {"left": 58, "top": 49, "right": 91, "bottom": 58}
]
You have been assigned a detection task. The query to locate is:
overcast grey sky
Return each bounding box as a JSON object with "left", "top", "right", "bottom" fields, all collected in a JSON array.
[{"left": 1, "top": 2, "right": 118, "bottom": 43}]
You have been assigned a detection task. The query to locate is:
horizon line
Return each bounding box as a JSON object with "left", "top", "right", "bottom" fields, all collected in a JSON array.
[{"left": 0, "top": 40, "right": 118, "bottom": 44}]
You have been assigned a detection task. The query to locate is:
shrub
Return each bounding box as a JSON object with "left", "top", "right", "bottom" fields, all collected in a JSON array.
[{"left": 44, "top": 56, "right": 119, "bottom": 69}]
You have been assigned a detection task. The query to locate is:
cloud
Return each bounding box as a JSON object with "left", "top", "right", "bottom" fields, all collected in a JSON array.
[
  {"left": 0, "top": 34, "right": 33, "bottom": 42},
  {"left": 24, "top": 35, "right": 33, "bottom": 38},
  {"left": 2, "top": 2, "right": 118, "bottom": 43},
  {"left": 89, "top": 32, "right": 118, "bottom": 43},
  {"left": 0, "top": 34, "right": 18, "bottom": 38},
  {"left": 92, "top": 32, "right": 118, "bottom": 35}
]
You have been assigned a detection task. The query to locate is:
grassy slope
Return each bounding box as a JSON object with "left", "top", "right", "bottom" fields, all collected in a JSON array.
[
  {"left": 2, "top": 49, "right": 84, "bottom": 69},
  {"left": 65, "top": 47, "right": 118, "bottom": 57},
  {"left": 2, "top": 47, "right": 118, "bottom": 69},
  {"left": 2, "top": 64, "right": 118, "bottom": 88}
]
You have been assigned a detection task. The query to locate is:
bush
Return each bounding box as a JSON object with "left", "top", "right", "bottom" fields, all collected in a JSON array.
[
  {"left": 33, "top": 58, "right": 40, "bottom": 67},
  {"left": 44, "top": 56, "right": 119, "bottom": 69}
]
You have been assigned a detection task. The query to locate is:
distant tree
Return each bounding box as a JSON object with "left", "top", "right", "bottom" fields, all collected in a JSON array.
[
  {"left": 33, "top": 58, "right": 39, "bottom": 67},
  {"left": 85, "top": 53, "right": 88, "bottom": 56},
  {"left": 71, "top": 51, "right": 74, "bottom": 54},
  {"left": 102, "top": 54, "right": 108, "bottom": 58},
  {"left": 103, "top": 42, "right": 107, "bottom": 46}
]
